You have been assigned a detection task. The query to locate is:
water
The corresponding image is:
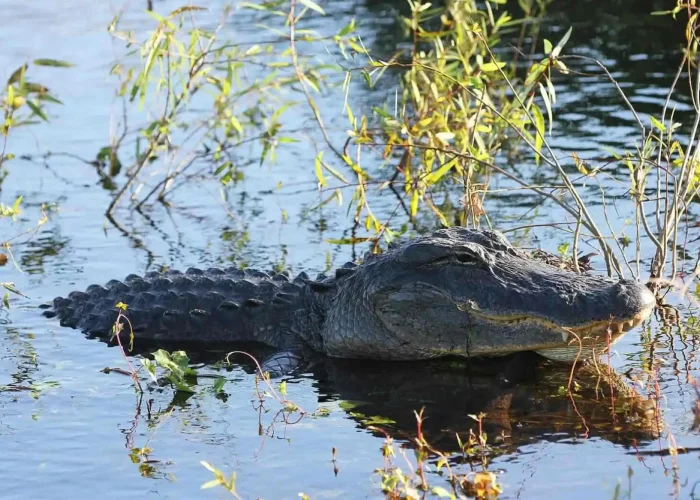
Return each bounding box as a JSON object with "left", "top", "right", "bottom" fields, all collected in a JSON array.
[{"left": 1, "top": 0, "right": 700, "bottom": 498}]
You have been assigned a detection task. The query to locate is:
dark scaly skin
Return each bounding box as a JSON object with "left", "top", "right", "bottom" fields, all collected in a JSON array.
[{"left": 44, "top": 228, "right": 656, "bottom": 373}]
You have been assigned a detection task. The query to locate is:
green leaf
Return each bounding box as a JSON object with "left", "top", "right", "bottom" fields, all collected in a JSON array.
[
  {"left": 200, "top": 479, "right": 222, "bottom": 490},
  {"left": 25, "top": 100, "right": 48, "bottom": 122},
  {"left": 140, "top": 358, "right": 158, "bottom": 382},
  {"left": 298, "top": 0, "right": 325, "bottom": 15},
  {"left": 314, "top": 152, "right": 328, "bottom": 187},
  {"left": 531, "top": 104, "right": 545, "bottom": 162},
  {"left": 33, "top": 59, "right": 74, "bottom": 68},
  {"left": 425, "top": 160, "right": 456, "bottom": 184},
  {"left": 543, "top": 39, "right": 552, "bottom": 54},
  {"left": 650, "top": 116, "right": 666, "bottom": 132},
  {"left": 7, "top": 64, "right": 27, "bottom": 84},
  {"left": 410, "top": 190, "right": 419, "bottom": 217},
  {"left": 557, "top": 242, "right": 570, "bottom": 256},
  {"left": 338, "top": 19, "right": 356, "bottom": 37},
  {"left": 538, "top": 82, "right": 553, "bottom": 135},
  {"left": 12, "top": 195, "right": 22, "bottom": 213},
  {"left": 152, "top": 349, "right": 191, "bottom": 380},
  {"left": 169, "top": 6, "right": 207, "bottom": 17},
  {"left": 551, "top": 26, "right": 572, "bottom": 58},
  {"left": 554, "top": 59, "right": 569, "bottom": 74},
  {"left": 172, "top": 379, "right": 196, "bottom": 393},
  {"left": 212, "top": 376, "right": 226, "bottom": 394},
  {"left": 480, "top": 61, "right": 506, "bottom": 72}
]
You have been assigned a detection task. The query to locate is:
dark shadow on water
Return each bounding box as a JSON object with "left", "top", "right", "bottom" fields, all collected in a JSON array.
[
  {"left": 312, "top": 356, "right": 661, "bottom": 452},
  {"left": 112, "top": 337, "right": 662, "bottom": 457}
]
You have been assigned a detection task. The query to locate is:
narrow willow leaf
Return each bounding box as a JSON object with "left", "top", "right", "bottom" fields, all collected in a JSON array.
[
  {"left": 551, "top": 26, "right": 572, "bottom": 58},
  {"left": 322, "top": 162, "right": 348, "bottom": 184},
  {"left": 299, "top": 0, "right": 325, "bottom": 15},
  {"left": 425, "top": 160, "right": 456, "bottom": 184},
  {"left": 200, "top": 480, "right": 222, "bottom": 490},
  {"left": 7, "top": 64, "right": 27, "bottom": 84},
  {"left": 554, "top": 60, "right": 569, "bottom": 74},
  {"left": 26, "top": 100, "right": 48, "bottom": 122},
  {"left": 11, "top": 196, "right": 22, "bottom": 214},
  {"left": 650, "top": 116, "right": 666, "bottom": 132},
  {"left": 314, "top": 153, "right": 328, "bottom": 187},
  {"left": 531, "top": 104, "right": 545, "bottom": 163},
  {"left": 338, "top": 19, "right": 356, "bottom": 36},
  {"left": 169, "top": 6, "right": 207, "bottom": 17},
  {"left": 33, "top": 59, "right": 74, "bottom": 68},
  {"left": 538, "top": 82, "right": 553, "bottom": 135},
  {"left": 480, "top": 61, "right": 506, "bottom": 72},
  {"left": 410, "top": 190, "right": 419, "bottom": 217},
  {"left": 546, "top": 76, "right": 556, "bottom": 105}
]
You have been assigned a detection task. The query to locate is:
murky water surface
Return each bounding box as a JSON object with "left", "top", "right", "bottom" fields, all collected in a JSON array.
[{"left": 2, "top": 0, "right": 700, "bottom": 498}]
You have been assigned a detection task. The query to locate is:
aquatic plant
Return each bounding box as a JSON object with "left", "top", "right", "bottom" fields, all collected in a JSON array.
[{"left": 0, "top": 61, "right": 66, "bottom": 308}]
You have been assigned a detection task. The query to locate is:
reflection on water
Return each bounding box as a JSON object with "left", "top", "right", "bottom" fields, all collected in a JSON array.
[{"left": 1, "top": 0, "right": 700, "bottom": 498}]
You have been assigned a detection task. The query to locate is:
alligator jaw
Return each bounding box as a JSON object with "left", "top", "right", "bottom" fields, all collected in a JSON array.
[
  {"left": 535, "top": 302, "right": 656, "bottom": 362},
  {"left": 564, "top": 302, "right": 655, "bottom": 338},
  {"left": 458, "top": 298, "right": 656, "bottom": 361}
]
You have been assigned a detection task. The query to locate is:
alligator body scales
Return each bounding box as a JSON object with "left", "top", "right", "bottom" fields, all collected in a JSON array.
[{"left": 45, "top": 228, "right": 656, "bottom": 373}]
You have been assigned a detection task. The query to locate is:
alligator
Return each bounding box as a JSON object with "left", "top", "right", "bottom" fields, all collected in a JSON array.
[{"left": 43, "top": 227, "right": 656, "bottom": 374}]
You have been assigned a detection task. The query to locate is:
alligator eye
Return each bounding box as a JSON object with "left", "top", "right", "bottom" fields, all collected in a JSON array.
[{"left": 456, "top": 253, "right": 478, "bottom": 264}]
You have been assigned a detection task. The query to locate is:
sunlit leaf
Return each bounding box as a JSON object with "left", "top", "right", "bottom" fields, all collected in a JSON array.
[
  {"left": 314, "top": 153, "right": 328, "bottom": 187},
  {"left": 298, "top": 0, "right": 325, "bottom": 15},
  {"left": 538, "top": 82, "right": 553, "bottom": 135},
  {"left": 551, "top": 26, "right": 572, "bottom": 58},
  {"left": 425, "top": 160, "right": 456, "bottom": 183},
  {"left": 431, "top": 486, "right": 454, "bottom": 498},
  {"left": 200, "top": 480, "right": 222, "bottom": 490},
  {"left": 140, "top": 358, "right": 158, "bottom": 382},
  {"left": 543, "top": 39, "right": 552, "bottom": 54},
  {"left": 410, "top": 190, "right": 419, "bottom": 217},
  {"left": 650, "top": 116, "right": 666, "bottom": 132},
  {"left": 480, "top": 61, "right": 506, "bottom": 72},
  {"left": 531, "top": 104, "right": 545, "bottom": 163}
]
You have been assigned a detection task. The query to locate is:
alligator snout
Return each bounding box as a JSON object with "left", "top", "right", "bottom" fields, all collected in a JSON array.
[{"left": 611, "top": 279, "right": 656, "bottom": 321}]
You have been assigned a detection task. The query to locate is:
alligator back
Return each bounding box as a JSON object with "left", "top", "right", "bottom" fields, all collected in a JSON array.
[{"left": 43, "top": 267, "right": 305, "bottom": 347}]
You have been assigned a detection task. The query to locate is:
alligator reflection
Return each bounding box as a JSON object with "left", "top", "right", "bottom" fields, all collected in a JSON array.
[
  {"left": 310, "top": 356, "right": 661, "bottom": 453},
  {"left": 180, "top": 346, "right": 662, "bottom": 453}
]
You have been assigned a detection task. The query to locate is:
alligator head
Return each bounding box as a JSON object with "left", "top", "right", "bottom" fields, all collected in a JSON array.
[{"left": 318, "top": 227, "right": 656, "bottom": 362}]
